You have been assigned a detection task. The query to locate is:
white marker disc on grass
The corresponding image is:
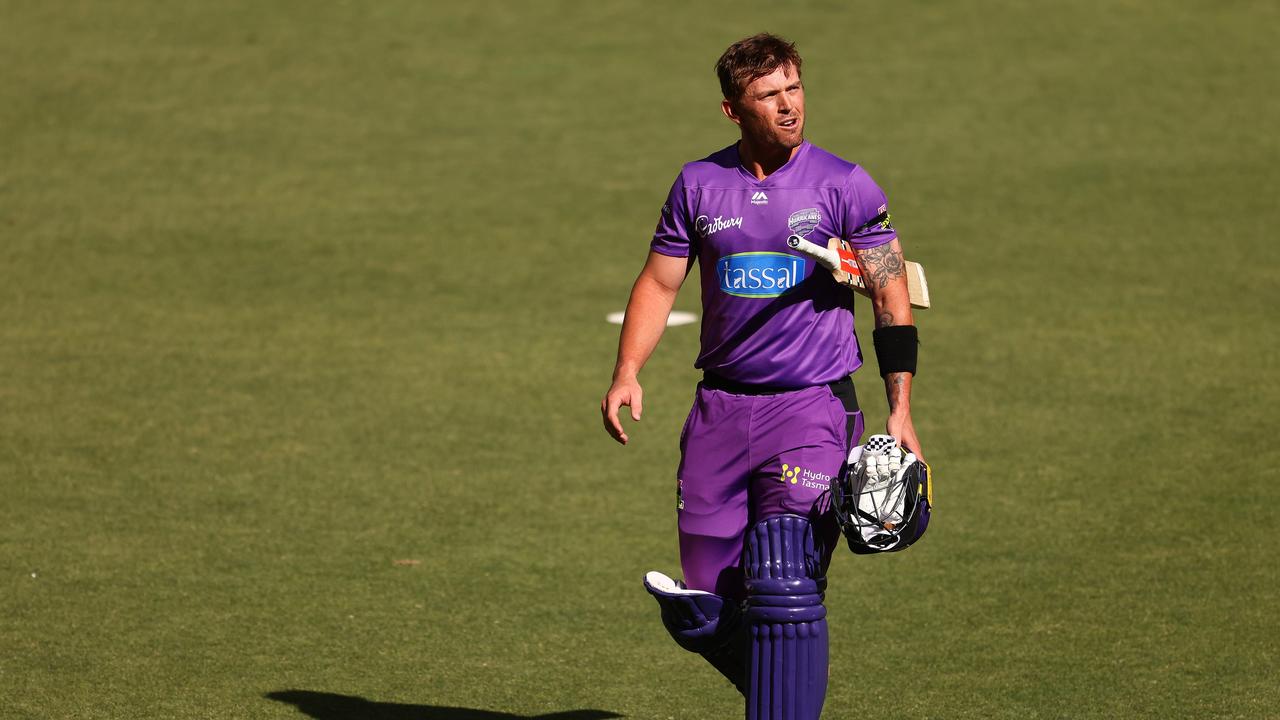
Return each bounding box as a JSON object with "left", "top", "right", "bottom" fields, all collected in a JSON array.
[{"left": 606, "top": 311, "right": 697, "bottom": 327}]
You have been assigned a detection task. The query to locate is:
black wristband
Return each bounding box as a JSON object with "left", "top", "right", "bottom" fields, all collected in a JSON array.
[{"left": 872, "top": 325, "right": 918, "bottom": 377}]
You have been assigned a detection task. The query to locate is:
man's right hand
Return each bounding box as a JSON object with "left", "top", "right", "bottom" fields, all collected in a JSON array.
[
  {"left": 601, "top": 375, "right": 644, "bottom": 445},
  {"left": 601, "top": 250, "right": 689, "bottom": 446}
]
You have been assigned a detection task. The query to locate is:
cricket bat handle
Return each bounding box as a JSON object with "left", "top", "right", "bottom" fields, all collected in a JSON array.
[
  {"left": 787, "top": 234, "right": 932, "bottom": 310},
  {"left": 787, "top": 235, "right": 842, "bottom": 273}
]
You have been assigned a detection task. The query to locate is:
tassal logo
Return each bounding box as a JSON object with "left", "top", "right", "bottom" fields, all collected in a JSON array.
[{"left": 716, "top": 252, "right": 804, "bottom": 298}]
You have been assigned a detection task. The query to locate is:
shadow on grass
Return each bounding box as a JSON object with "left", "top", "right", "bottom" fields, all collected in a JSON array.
[{"left": 265, "top": 690, "right": 624, "bottom": 720}]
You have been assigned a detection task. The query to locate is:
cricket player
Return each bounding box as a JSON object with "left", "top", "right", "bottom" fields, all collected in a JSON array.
[{"left": 601, "top": 34, "right": 924, "bottom": 720}]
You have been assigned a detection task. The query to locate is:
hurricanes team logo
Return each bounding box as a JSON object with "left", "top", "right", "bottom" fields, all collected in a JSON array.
[{"left": 787, "top": 208, "right": 822, "bottom": 237}]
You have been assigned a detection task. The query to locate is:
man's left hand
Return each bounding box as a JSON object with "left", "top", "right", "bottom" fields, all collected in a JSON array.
[{"left": 886, "top": 411, "right": 925, "bottom": 464}]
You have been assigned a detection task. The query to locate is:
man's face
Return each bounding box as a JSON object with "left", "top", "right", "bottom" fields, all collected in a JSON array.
[{"left": 723, "top": 63, "right": 805, "bottom": 149}]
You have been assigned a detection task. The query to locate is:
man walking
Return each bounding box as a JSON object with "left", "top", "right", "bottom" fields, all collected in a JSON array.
[{"left": 601, "top": 33, "right": 924, "bottom": 720}]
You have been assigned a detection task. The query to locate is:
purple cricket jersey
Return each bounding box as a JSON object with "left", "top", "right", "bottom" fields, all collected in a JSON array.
[{"left": 651, "top": 140, "right": 897, "bottom": 387}]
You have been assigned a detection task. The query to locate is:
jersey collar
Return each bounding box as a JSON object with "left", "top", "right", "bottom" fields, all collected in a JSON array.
[{"left": 733, "top": 140, "right": 810, "bottom": 186}]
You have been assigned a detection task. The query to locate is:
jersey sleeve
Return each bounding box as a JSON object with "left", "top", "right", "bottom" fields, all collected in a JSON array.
[
  {"left": 841, "top": 166, "right": 898, "bottom": 250},
  {"left": 650, "top": 171, "right": 695, "bottom": 258}
]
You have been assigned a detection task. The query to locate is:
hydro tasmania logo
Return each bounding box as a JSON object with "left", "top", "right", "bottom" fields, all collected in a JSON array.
[
  {"left": 750, "top": 191, "right": 769, "bottom": 206},
  {"left": 780, "top": 463, "right": 831, "bottom": 490},
  {"left": 716, "top": 252, "right": 804, "bottom": 298}
]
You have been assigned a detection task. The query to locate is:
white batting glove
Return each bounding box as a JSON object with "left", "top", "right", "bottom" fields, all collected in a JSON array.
[{"left": 856, "top": 434, "right": 904, "bottom": 491}]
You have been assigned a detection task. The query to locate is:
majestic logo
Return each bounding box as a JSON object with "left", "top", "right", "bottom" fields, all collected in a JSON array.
[
  {"left": 751, "top": 191, "right": 769, "bottom": 206},
  {"left": 716, "top": 252, "right": 804, "bottom": 298},
  {"left": 787, "top": 208, "right": 822, "bottom": 237},
  {"left": 695, "top": 214, "right": 743, "bottom": 238},
  {"left": 780, "top": 463, "right": 831, "bottom": 490}
]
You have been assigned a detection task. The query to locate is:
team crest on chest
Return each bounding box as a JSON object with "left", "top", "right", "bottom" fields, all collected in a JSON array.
[{"left": 787, "top": 208, "right": 822, "bottom": 237}]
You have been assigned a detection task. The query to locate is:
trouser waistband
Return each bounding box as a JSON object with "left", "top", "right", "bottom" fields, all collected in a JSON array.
[{"left": 701, "top": 371, "right": 854, "bottom": 399}]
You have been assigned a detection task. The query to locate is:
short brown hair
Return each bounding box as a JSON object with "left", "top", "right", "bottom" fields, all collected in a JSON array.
[{"left": 715, "top": 33, "right": 803, "bottom": 101}]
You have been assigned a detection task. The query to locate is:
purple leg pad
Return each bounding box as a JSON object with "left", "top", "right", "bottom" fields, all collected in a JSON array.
[
  {"left": 743, "top": 515, "right": 828, "bottom": 720},
  {"left": 644, "top": 574, "right": 747, "bottom": 693}
]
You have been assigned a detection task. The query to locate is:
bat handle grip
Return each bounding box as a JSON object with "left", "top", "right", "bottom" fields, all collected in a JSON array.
[{"left": 787, "top": 234, "right": 840, "bottom": 273}]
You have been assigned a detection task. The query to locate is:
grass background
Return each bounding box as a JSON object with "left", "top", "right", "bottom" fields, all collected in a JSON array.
[{"left": 2, "top": 1, "right": 1277, "bottom": 718}]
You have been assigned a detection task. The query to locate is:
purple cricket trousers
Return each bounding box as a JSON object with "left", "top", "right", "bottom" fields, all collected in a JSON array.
[{"left": 676, "top": 378, "right": 864, "bottom": 599}]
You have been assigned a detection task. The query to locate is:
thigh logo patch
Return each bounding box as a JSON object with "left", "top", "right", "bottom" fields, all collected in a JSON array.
[
  {"left": 781, "top": 464, "right": 831, "bottom": 490},
  {"left": 781, "top": 464, "right": 802, "bottom": 484}
]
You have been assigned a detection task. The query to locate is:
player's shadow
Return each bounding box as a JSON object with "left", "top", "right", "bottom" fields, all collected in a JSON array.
[{"left": 265, "top": 690, "right": 623, "bottom": 720}]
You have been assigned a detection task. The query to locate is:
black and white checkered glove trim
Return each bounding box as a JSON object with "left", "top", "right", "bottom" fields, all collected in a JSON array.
[{"left": 847, "top": 434, "right": 913, "bottom": 491}]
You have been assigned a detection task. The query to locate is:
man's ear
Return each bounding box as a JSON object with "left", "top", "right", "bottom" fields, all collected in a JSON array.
[{"left": 721, "top": 99, "right": 742, "bottom": 126}]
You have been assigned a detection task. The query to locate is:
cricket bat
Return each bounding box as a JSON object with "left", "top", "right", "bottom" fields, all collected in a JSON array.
[{"left": 787, "top": 234, "right": 931, "bottom": 309}]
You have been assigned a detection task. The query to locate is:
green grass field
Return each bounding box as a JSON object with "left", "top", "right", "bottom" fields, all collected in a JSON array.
[{"left": 2, "top": 1, "right": 1277, "bottom": 718}]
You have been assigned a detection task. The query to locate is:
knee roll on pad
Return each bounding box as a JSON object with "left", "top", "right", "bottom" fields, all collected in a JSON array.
[
  {"left": 743, "top": 515, "right": 828, "bottom": 720},
  {"left": 644, "top": 571, "right": 747, "bottom": 693}
]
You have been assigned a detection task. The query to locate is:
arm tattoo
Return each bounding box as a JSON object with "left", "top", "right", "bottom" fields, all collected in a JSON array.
[
  {"left": 886, "top": 372, "right": 907, "bottom": 411},
  {"left": 877, "top": 311, "right": 894, "bottom": 328},
  {"left": 858, "top": 243, "right": 906, "bottom": 290}
]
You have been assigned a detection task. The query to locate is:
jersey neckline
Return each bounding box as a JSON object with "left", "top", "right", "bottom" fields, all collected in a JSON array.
[{"left": 732, "top": 140, "right": 811, "bottom": 187}]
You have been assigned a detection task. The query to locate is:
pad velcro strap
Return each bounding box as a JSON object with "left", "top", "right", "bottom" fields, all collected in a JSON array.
[{"left": 872, "top": 325, "right": 918, "bottom": 377}]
